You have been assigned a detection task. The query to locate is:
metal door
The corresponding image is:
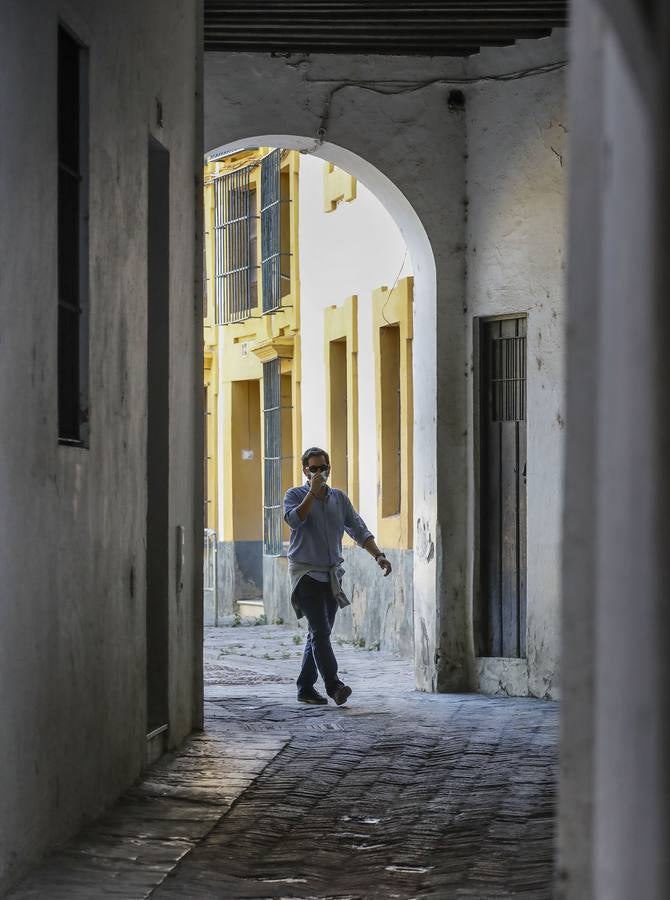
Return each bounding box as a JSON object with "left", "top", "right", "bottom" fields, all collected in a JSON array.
[{"left": 478, "top": 316, "right": 527, "bottom": 658}]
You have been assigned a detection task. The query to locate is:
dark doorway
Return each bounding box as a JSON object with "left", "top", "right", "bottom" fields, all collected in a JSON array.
[
  {"left": 146, "top": 137, "right": 170, "bottom": 734},
  {"left": 477, "top": 316, "right": 527, "bottom": 658}
]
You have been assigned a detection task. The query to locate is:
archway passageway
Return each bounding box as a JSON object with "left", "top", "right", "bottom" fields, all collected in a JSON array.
[
  {"left": 201, "top": 135, "right": 430, "bottom": 676},
  {"left": 1, "top": 3, "right": 575, "bottom": 895},
  {"left": 205, "top": 29, "right": 568, "bottom": 700}
]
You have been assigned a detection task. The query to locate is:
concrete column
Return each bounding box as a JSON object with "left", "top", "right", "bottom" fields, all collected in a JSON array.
[
  {"left": 592, "top": 24, "right": 661, "bottom": 898},
  {"left": 558, "top": 3, "right": 604, "bottom": 892},
  {"left": 433, "top": 119, "right": 471, "bottom": 693},
  {"left": 192, "top": 0, "right": 205, "bottom": 733},
  {"left": 561, "top": 1, "right": 670, "bottom": 896},
  {"left": 656, "top": 3, "right": 670, "bottom": 892}
]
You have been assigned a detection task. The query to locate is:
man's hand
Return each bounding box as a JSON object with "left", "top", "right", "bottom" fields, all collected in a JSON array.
[
  {"left": 309, "top": 472, "right": 327, "bottom": 497},
  {"left": 377, "top": 555, "right": 392, "bottom": 577}
]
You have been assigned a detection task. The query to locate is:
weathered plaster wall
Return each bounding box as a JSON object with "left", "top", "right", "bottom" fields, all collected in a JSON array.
[
  {"left": 0, "top": 1, "right": 202, "bottom": 890},
  {"left": 263, "top": 556, "right": 292, "bottom": 623},
  {"left": 464, "top": 53, "right": 567, "bottom": 699},
  {"left": 205, "top": 32, "right": 566, "bottom": 695},
  {"left": 334, "top": 548, "right": 414, "bottom": 659},
  {"left": 214, "top": 540, "right": 263, "bottom": 622},
  {"left": 263, "top": 551, "right": 413, "bottom": 659}
]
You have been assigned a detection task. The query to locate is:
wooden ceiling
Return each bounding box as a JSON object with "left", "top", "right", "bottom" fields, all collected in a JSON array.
[{"left": 204, "top": 1, "right": 568, "bottom": 56}]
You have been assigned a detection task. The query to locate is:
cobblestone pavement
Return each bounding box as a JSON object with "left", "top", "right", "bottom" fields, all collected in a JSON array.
[{"left": 8, "top": 624, "right": 558, "bottom": 899}]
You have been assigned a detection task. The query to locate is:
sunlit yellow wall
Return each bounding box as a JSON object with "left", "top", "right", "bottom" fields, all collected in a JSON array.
[
  {"left": 323, "top": 162, "right": 357, "bottom": 212},
  {"left": 373, "top": 277, "right": 414, "bottom": 549},
  {"left": 324, "top": 296, "right": 359, "bottom": 509},
  {"left": 203, "top": 149, "right": 303, "bottom": 544},
  {"left": 229, "top": 379, "right": 262, "bottom": 540},
  {"left": 203, "top": 176, "right": 219, "bottom": 532},
  {"left": 203, "top": 354, "right": 218, "bottom": 531}
]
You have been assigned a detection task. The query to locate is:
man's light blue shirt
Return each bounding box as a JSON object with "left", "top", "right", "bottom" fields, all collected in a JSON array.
[{"left": 283, "top": 483, "right": 374, "bottom": 567}]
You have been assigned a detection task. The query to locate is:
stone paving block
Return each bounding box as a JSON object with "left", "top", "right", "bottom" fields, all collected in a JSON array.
[{"left": 7, "top": 625, "right": 558, "bottom": 899}]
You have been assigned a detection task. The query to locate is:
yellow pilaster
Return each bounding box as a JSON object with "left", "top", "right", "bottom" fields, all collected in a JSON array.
[
  {"left": 372, "top": 277, "right": 414, "bottom": 549},
  {"left": 323, "top": 162, "right": 357, "bottom": 212},
  {"left": 324, "top": 295, "right": 359, "bottom": 509}
]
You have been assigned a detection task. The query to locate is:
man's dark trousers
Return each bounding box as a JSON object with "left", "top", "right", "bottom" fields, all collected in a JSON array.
[{"left": 295, "top": 575, "right": 344, "bottom": 695}]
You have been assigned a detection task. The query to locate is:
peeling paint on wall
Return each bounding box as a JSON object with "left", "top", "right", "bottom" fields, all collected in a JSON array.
[{"left": 415, "top": 517, "right": 434, "bottom": 563}]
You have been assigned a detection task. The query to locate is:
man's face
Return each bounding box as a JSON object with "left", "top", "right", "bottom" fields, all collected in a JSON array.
[{"left": 304, "top": 454, "right": 330, "bottom": 482}]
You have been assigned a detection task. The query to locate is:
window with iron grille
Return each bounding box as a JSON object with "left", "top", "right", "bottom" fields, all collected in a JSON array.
[
  {"left": 263, "top": 359, "right": 283, "bottom": 555},
  {"left": 260, "top": 149, "right": 290, "bottom": 314},
  {"left": 58, "top": 24, "right": 89, "bottom": 445},
  {"left": 214, "top": 165, "right": 257, "bottom": 324},
  {"left": 491, "top": 335, "right": 527, "bottom": 422}
]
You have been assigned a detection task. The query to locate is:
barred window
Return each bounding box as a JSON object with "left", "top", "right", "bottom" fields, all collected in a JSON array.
[
  {"left": 260, "top": 149, "right": 290, "bottom": 314},
  {"left": 491, "top": 335, "right": 527, "bottom": 422},
  {"left": 214, "top": 165, "right": 257, "bottom": 324},
  {"left": 262, "top": 359, "right": 294, "bottom": 556},
  {"left": 263, "top": 359, "right": 283, "bottom": 555}
]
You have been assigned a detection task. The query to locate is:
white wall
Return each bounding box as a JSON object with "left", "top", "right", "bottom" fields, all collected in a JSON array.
[
  {"left": 465, "top": 61, "right": 567, "bottom": 698},
  {"left": 298, "top": 153, "right": 412, "bottom": 530},
  {"left": 0, "top": 1, "right": 202, "bottom": 890}
]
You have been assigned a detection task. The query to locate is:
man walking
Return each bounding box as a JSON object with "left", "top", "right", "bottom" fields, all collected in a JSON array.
[{"left": 283, "top": 447, "right": 392, "bottom": 706}]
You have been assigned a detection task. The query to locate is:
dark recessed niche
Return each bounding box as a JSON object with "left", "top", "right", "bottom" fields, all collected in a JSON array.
[{"left": 447, "top": 89, "right": 466, "bottom": 112}]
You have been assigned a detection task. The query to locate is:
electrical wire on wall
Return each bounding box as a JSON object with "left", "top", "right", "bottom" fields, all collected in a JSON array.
[{"left": 295, "top": 60, "right": 567, "bottom": 147}]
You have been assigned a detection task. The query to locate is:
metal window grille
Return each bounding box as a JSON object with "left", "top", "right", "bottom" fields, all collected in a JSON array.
[
  {"left": 260, "top": 149, "right": 289, "bottom": 314},
  {"left": 58, "top": 25, "right": 89, "bottom": 445},
  {"left": 214, "top": 165, "right": 256, "bottom": 324},
  {"left": 491, "top": 336, "right": 527, "bottom": 421},
  {"left": 263, "top": 359, "right": 290, "bottom": 556}
]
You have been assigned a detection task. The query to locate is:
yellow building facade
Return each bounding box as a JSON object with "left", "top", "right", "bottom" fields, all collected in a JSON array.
[
  {"left": 203, "top": 147, "right": 302, "bottom": 618},
  {"left": 204, "top": 149, "right": 414, "bottom": 651}
]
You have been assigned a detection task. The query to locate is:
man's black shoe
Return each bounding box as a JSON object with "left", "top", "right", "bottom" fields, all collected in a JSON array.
[
  {"left": 330, "top": 684, "right": 352, "bottom": 706},
  {"left": 297, "top": 688, "right": 328, "bottom": 705}
]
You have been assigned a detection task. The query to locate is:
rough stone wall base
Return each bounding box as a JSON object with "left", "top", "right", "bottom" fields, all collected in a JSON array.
[
  {"left": 262, "top": 548, "right": 413, "bottom": 659},
  {"left": 215, "top": 541, "right": 263, "bottom": 621}
]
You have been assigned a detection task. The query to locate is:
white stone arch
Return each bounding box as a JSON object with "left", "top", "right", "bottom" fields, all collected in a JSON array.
[
  {"left": 205, "top": 133, "right": 436, "bottom": 338},
  {"left": 205, "top": 128, "right": 444, "bottom": 691}
]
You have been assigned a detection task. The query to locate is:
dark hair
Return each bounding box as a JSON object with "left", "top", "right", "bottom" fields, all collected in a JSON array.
[{"left": 301, "top": 447, "right": 330, "bottom": 468}]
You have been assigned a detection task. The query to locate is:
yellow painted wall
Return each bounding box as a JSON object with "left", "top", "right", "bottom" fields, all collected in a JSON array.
[
  {"left": 203, "top": 354, "right": 218, "bottom": 531},
  {"left": 204, "top": 148, "right": 303, "bottom": 545},
  {"left": 373, "top": 277, "right": 414, "bottom": 549},
  {"left": 324, "top": 295, "right": 359, "bottom": 508},
  {"left": 230, "top": 380, "right": 262, "bottom": 541},
  {"left": 323, "top": 162, "right": 357, "bottom": 212}
]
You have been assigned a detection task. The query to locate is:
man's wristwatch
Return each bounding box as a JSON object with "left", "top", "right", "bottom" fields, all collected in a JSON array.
[{"left": 375, "top": 553, "right": 386, "bottom": 562}]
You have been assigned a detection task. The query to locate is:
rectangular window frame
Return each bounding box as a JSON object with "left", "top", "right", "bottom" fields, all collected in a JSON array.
[
  {"left": 473, "top": 314, "right": 528, "bottom": 659},
  {"left": 260, "top": 149, "right": 291, "bottom": 315},
  {"left": 213, "top": 163, "right": 257, "bottom": 325},
  {"left": 263, "top": 358, "right": 292, "bottom": 556},
  {"left": 57, "top": 23, "right": 89, "bottom": 447}
]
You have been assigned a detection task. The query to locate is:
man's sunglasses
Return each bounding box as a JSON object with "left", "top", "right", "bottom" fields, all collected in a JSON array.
[{"left": 307, "top": 465, "right": 329, "bottom": 473}]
